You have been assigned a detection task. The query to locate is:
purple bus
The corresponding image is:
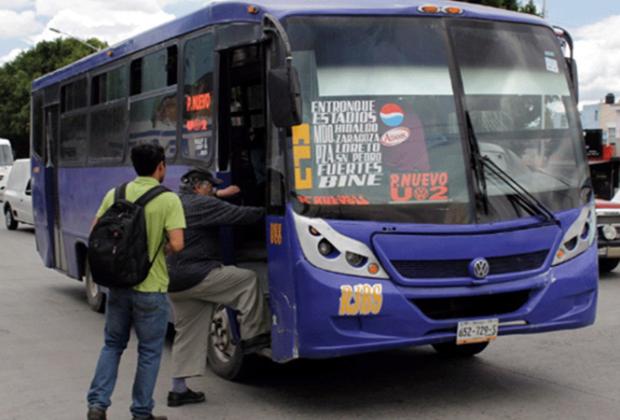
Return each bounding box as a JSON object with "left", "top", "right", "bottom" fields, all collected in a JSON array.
[{"left": 31, "top": 0, "right": 597, "bottom": 379}]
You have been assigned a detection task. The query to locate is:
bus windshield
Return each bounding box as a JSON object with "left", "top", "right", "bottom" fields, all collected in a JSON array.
[{"left": 286, "top": 17, "right": 587, "bottom": 224}]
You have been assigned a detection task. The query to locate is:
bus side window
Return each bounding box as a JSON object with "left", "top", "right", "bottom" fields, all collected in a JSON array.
[
  {"left": 130, "top": 47, "right": 178, "bottom": 95},
  {"left": 89, "top": 66, "right": 128, "bottom": 163},
  {"left": 182, "top": 31, "right": 214, "bottom": 162},
  {"left": 59, "top": 78, "right": 88, "bottom": 166},
  {"left": 129, "top": 46, "right": 179, "bottom": 159},
  {"left": 31, "top": 93, "right": 45, "bottom": 159}
]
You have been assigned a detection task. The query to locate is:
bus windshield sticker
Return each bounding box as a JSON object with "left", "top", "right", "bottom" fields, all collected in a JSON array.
[
  {"left": 545, "top": 57, "right": 559, "bottom": 74},
  {"left": 193, "top": 137, "right": 209, "bottom": 157},
  {"left": 297, "top": 194, "right": 370, "bottom": 206},
  {"left": 339, "top": 284, "right": 383, "bottom": 316},
  {"left": 390, "top": 172, "right": 449, "bottom": 203},
  {"left": 297, "top": 96, "right": 453, "bottom": 205}
]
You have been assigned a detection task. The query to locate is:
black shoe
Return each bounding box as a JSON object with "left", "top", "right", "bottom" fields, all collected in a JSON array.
[
  {"left": 87, "top": 407, "right": 106, "bottom": 420},
  {"left": 167, "top": 388, "right": 206, "bottom": 407},
  {"left": 241, "top": 333, "right": 271, "bottom": 354},
  {"left": 131, "top": 415, "right": 167, "bottom": 420}
]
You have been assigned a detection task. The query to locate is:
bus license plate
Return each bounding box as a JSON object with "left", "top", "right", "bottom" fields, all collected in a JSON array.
[{"left": 456, "top": 319, "right": 499, "bottom": 345}]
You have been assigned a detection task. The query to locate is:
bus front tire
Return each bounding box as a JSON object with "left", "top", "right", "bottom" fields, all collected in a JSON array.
[
  {"left": 207, "top": 305, "right": 247, "bottom": 381},
  {"left": 84, "top": 261, "right": 105, "bottom": 313},
  {"left": 432, "top": 341, "right": 489, "bottom": 357},
  {"left": 4, "top": 206, "right": 17, "bottom": 230},
  {"left": 599, "top": 258, "right": 619, "bottom": 273}
]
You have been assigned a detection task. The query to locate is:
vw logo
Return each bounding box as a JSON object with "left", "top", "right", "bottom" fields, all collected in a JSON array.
[{"left": 469, "top": 258, "right": 490, "bottom": 280}]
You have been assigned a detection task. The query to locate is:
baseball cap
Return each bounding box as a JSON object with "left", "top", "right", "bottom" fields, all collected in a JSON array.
[{"left": 180, "top": 167, "right": 223, "bottom": 186}]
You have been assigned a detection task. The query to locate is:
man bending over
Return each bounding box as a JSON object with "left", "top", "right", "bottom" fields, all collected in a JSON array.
[{"left": 166, "top": 168, "right": 271, "bottom": 407}]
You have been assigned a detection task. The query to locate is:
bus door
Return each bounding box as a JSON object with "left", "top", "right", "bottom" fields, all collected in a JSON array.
[
  {"left": 31, "top": 94, "right": 54, "bottom": 268},
  {"left": 44, "top": 104, "right": 68, "bottom": 271},
  {"left": 217, "top": 44, "right": 268, "bottom": 264},
  {"left": 217, "top": 42, "right": 298, "bottom": 361}
]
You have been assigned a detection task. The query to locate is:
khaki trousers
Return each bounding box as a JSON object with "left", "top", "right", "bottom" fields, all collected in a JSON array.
[{"left": 169, "top": 265, "right": 271, "bottom": 378}]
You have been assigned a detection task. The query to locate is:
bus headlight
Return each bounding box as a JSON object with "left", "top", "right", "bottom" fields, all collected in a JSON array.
[
  {"left": 293, "top": 213, "right": 388, "bottom": 279},
  {"left": 601, "top": 224, "right": 617, "bottom": 241},
  {"left": 552, "top": 203, "right": 596, "bottom": 266}
]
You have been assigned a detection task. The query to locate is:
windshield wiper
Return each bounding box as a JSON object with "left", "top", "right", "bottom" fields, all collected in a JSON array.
[
  {"left": 465, "top": 112, "right": 490, "bottom": 215},
  {"left": 465, "top": 112, "right": 560, "bottom": 225}
]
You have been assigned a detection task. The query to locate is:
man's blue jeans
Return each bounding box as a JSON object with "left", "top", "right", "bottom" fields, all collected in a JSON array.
[{"left": 87, "top": 289, "right": 169, "bottom": 418}]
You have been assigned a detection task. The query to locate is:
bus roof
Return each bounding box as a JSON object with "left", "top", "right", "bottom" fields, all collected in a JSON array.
[
  {"left": 32, "top": 0, "right": 546, "bottom": 92},
  {"left": 0, "top": 138, "right": 11, "bottom": 146}
]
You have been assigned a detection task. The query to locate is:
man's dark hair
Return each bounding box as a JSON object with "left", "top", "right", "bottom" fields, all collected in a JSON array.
[{"left": 131, "top": 144, "right": 165, "bottom": 176}]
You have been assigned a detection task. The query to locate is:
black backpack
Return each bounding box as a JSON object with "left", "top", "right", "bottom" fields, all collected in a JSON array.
[{"left": 87, "top": 183, "right": 169, "bottom": 289}]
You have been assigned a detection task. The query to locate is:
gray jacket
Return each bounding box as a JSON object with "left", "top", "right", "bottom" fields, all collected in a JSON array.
[{"left": 167, "top": 189, "right": 264, "bottom": 292}]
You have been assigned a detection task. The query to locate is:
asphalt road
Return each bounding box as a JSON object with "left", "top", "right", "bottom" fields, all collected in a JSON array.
[{"left": 2, "top": 221, "right": 620, "bottom": 420}]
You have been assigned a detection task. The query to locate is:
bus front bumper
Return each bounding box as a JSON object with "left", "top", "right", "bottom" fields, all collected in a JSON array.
[{"left": 292, "top": 245, "right": 598, "bottom": 359}]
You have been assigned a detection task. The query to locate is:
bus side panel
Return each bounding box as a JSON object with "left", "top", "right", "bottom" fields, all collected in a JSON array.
[
  {"left": 267, "top": 214, "right": 300, "bottom": 362},
  {"left": 56, "top": 165, "right": 189, "bottom": 279},
  {"left": 31, "top": 157, "right": 54, "bottom": 268}
]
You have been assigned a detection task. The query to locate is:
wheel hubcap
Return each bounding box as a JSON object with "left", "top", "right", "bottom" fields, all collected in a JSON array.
[{"left": 210, "top": 307, "right": 236, "bottom": 363}]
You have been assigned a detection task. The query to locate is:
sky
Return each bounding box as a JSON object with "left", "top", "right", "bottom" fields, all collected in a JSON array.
[{"left": 0, "top": 0, "right": 617, "bottom": 104}]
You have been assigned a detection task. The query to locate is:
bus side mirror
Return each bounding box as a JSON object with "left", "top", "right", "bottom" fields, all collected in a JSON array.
[
  {"left": 268, "top": 66, "right": 302, "bottom": 128},
  {"left": 566, "top": 57, "right": 579, "bottom": 103}
]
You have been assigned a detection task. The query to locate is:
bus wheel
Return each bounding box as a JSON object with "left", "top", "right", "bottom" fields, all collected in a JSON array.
[
  {"left": 4, "top": 206, "right": 17, "bottom": 230},
  {"left": 84, "top": 261, "right": 105, "bottom": 313},
  {"left": 599, "top": 258, "right": 619, "bottom": 273},
  {"left": 207, "top": 305, "right": 247, "bottom": 381},
  {"left": 432, "top": 341, "right": 489, "bottom": 357}
]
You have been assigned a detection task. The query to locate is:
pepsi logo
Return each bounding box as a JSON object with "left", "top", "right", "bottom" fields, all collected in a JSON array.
[
  {"left": 380, "top": 103, "right": 405, "bottom": 127},
  {"left": 380, "top": 127, "right": 410, "bottom": 147}
]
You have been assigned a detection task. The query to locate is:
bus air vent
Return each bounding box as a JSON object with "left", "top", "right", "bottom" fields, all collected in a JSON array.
[
  {"left": 391, "top": 250, "right": 549, "bottom": 279},
  {"left": 412, "top": 290, "right": 531, "bottom": 320}
]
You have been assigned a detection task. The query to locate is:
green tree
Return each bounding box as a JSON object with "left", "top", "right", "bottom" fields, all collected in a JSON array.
[
  {"left": 0, "top": 37, "right": 107, "bottom": 158},
  {"left": 519, "top": 0, "right": 539, "bottom": 15},
  {"left": 462, "top": 0, "right": 540, "bottom": 15}
]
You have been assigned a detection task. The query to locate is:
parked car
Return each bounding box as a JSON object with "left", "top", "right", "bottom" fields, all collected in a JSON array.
[
  {"left": 2, "top": 159, "right": 33, "bottom": 230},
  {"left": 0, "top": 138, "right": 13, "bottom": 201}
]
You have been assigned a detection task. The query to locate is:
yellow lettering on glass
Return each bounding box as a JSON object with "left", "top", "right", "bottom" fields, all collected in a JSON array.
[{"left": 292, "top": 124, "right": 313, "bottom": 190}]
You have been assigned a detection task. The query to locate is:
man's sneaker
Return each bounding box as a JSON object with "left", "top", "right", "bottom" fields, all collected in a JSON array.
[
  {"left": 131, "top": 415, "right": 167, "bottom": 420},
  {"left": 167, "top": 388, "right": 206, "bottom": 407},
  {"left": 87, "top": 407, "right": 106, "bottom": 420},
  {"left": 241, "top": 333, "right": 271, "bottom": 354}
]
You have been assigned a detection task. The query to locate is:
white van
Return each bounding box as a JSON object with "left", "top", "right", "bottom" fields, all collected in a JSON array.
[
  {"left": 3, "top": 159, "right": 32, "bottom": 229},
  {"left": 0, "top": 138, "right": 13, "bottom": 201}
]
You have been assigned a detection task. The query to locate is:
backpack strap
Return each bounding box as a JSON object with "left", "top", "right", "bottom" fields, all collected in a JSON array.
[
  {"left": 135, "top": 185, "right": 171, "bottom": 266},
  {"left": 114, "top": 182, "right": 129, "bottom": 202},
  {"left": 135, "top": 185, "right": 170, "bottom": 208}
]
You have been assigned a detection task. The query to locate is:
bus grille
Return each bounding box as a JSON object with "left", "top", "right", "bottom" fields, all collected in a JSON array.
[
  {"left": 391, "top": 250, "right": 548, "bottom": 279},
  {"left": 412, "top": 290, "right": 531, "bottom": 320}
]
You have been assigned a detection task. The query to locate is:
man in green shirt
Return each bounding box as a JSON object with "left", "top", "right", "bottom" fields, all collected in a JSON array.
[{"left": 87, "top": 144, "right": 186, "bottom": 420}]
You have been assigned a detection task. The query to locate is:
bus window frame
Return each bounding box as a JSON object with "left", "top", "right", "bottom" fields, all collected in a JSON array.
[
  {"left": 30, "top": 91, "right": 45, "bottom": 161},
  {"left": 126, "top": 39, "right": 180, "bottom": 165},
  {"left": 90, "top": 64, "right": 129, "bottom": 107},
  {"left": 58, "top": 75, "right": 90, "bottom": 167},
  {"left": 177, "top": 27, "right": 217, "bottom": 168},
  {"left": 87, "top": 63, "right": 129, "bottom": 166}
]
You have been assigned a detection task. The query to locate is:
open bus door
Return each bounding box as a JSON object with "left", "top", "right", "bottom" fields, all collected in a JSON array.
[
  {"left": 262, "top": 15, "right": 304, "bottom": 362},
  {"left": 211, "top": 20, "right": 302, "bottom": 365}
]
